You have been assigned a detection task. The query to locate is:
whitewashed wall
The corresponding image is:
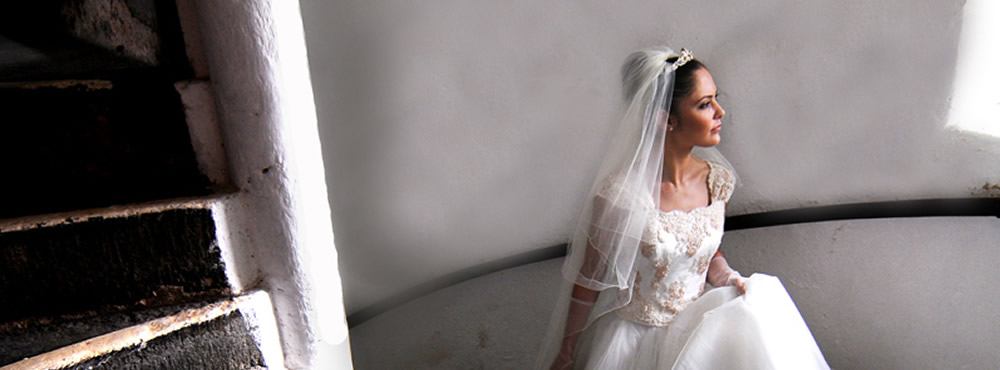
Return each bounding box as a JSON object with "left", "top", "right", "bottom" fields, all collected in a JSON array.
[
  {"left": 183, "top": 1, "right": 351, "bottom": 368},
  {"left": 300, "top": 0, "right": 997, "bottom": 317},
  {"left": 348, "top": 217, "right": 1000, "bottom": 369}
]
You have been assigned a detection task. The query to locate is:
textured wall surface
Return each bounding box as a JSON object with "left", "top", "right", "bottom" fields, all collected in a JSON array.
[
  {"left": 349, "top": 259, "right": 562, "bottom": 369},
  {"left": 186, "top": 0, "right": 349, "bottom": 367},
  {"left": 300, "top": 0, "right": 997, "bottom": 316},
  {"left": 350, "top": 217, "right": 1000, "bottom": 369},
  {"left": 724, "top": 216, "right": 1000, "bottom": 369}
]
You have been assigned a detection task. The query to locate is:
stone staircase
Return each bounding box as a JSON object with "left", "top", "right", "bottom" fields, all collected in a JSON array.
[
  {"left": 0, "top": 199, "right": 285, "bottom": 369},
  {"left": 0, "top": 1, "right": 295, "bottom": 368}
]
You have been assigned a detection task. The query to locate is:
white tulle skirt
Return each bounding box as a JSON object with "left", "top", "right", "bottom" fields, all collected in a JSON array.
[{"left": 574, "top": 274, "right": 829, "bottom": 370}]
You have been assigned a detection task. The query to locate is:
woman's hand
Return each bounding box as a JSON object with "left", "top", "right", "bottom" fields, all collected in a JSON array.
[
  {"left": 551, "top": 335, "right": 578, "bottom": 370},
  {"left": 717, "top": 271, "right": 746, "bottom": 294},
  {"left": 550, "top": 284, "right": 596, "bottom": 370},
  {"left": 708, "top": 251, "right": 745, "bottom": 294},
  {"left": 733, "top": 276, "right": 747, "bottom": 294}
]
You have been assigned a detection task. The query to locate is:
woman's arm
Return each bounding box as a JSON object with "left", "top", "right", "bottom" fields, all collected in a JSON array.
[
  {"left": 710, "top": 201, "right": 746, "bottom": 292},
  {"left": 551, "top": 192, "right": 632, "bottom": 368},
  {"left": 707, "top": 250, "right": 745, "bottom": 293},
  {"left": 552, "top": 195, "right": 612, "bottom": 369},
  {"left": 550, "top": 284, "right": 599, "bottom": 370}
]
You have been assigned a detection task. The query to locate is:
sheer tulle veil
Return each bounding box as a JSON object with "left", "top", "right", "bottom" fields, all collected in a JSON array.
[{"left": 535, "top": 46, "right": 739, "bottom": 368}]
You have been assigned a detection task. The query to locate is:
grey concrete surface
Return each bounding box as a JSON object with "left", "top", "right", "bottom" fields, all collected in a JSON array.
[
  {"left": 351, "top": 217, "right": 1000, "bottom": 370},
  {"left": 350, "top": 259, "right": 562, "bottom": 369}
]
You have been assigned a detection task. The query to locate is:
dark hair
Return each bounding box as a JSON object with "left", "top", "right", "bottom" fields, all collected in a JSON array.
[{"left": 665, "top": 57, "right": 706, "bottom": 116}]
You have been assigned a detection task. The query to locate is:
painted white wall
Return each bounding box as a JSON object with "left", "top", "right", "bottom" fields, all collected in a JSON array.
[
  {"left": 722, "top": 217, "right": 1000, "bottom": 369},
  {"left": 180, "top": 1, "right": 351, "bottom": 368},
  {"left": 349, "top": 217, "right": 1000, "bottom": 369},
  {"left": 300, "top": 0, "right": 999, "bottom": 316}
]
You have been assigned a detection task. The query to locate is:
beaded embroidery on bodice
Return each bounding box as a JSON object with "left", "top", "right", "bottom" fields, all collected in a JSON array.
[{"left": 616, "top": 161, "right": 735, "bottom": 327}]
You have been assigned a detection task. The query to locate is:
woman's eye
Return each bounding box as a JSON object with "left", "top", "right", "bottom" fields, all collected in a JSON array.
[{"left": 699, "top": 102, "right": 711, "bottom": 109}]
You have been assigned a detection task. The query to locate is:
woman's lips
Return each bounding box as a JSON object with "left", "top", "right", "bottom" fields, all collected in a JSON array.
[{"left": 711, "top": 125, "right": 722, "bottom": 133}]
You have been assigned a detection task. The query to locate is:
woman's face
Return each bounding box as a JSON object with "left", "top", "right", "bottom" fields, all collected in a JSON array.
[{"left": 669, "top": 67, "right": 725, "bottom": 147}]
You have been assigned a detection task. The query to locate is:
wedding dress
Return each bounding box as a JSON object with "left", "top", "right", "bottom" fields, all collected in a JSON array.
[{"left": 571, "top": 161, "right": 829, "bottom": 369}]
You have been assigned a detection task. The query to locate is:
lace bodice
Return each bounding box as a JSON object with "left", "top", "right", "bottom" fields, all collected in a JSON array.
[{"left": 616, "top": 161, "right": 735, "bottom": 327}]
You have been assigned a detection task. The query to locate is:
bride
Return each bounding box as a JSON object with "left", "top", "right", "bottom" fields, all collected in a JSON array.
[{"left": 538, "top": 47, "right": 829, "bottom": 369}]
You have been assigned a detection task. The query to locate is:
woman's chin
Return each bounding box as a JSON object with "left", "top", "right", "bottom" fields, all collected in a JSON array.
[{"left": 698, "top": 136, "right": 721, "bottom": 147}]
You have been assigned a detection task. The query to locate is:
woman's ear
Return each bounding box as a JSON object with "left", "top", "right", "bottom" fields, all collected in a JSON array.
[{"left": 666, "top": 115, "right": 677, "bottom": 132}]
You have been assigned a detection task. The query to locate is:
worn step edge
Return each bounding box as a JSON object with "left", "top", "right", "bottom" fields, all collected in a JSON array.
[
  {"left": 0, "top": 190, "right": 259, "bottom": 322},
  {"left": 1, "top": 291, "right": 283, "bottom": 370},
  {"left": 0, "top": 296, "right": 234, "bottom": 365},
  {"left": 0, "top": 192, "right": 235, "bottom": 233}
]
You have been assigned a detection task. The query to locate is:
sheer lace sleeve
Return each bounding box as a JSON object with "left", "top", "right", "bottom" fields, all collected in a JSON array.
[
  {"left": 709, "top": 161, "right": 736, "bottom": 203},
  {"left": 565, "top": 173, "right": 652, "bottom": 290}
]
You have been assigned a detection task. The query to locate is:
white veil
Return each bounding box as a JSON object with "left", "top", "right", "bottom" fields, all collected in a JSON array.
[{"left": 536, "top": 47, "right": 738, "bottom": 369}]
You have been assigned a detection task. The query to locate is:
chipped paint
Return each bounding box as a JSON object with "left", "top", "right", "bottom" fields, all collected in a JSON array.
[{"left": 972, "top": 182, "right": 1000, "bottom": 198}]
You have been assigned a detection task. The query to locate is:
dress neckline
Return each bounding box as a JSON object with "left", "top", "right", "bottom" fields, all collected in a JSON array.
[{"left": 656, "top": 160, "right": 716, "bottom": 216}]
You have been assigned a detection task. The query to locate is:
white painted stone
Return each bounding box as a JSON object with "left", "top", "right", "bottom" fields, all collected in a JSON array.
[
  {"left": 183, "top": 1, "right": 351, "bottom": 368},
  {"left": 239, "top": 291, "right": 287, "bottom": 370},
  {"left": 210, "top": 195, "right": 258, "bottom": 295},
  {"left": 175, "top": 80, "right": 230, "bottom": 186}
]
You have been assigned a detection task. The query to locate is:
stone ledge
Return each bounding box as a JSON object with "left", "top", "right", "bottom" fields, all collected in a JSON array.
[
  {"left": 0, "top": 207, "right": 228, "bottom": 323},
  {"left": 2, "top": 291, "right": 282, "bottom": 369},
  {"left": 0, "top": 299, "right": 214, "bottom": 365}
]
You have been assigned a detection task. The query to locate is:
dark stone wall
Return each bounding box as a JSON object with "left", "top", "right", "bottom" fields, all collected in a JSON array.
[
  {"left": 0, "top": 0, "right": 210, "bottom": 219},
  {"left": 0, "top": 0, "right": 192, "bottom": 81}
]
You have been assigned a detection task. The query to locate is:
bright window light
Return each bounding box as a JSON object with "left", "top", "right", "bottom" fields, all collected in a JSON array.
[{"left": 948, "top": 0, "right": 1000, "bottom": 138}]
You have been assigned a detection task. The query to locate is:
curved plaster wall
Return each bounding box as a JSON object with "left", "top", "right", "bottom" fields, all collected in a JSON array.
[
  {"left": 348, "top": 216, "right": 1000, "bottom": 369},
  {"left": 301, "top": 0, "right": 998, "bottom": 314}
]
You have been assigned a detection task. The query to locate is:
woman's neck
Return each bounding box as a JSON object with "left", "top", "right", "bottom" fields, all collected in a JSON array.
[{"left": 661, "top": 143, "right": 698, "bottom": 186}]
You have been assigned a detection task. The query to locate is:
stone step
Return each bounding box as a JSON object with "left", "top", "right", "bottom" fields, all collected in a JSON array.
[
  {"left": 0, "top": 197, "right": 236, "bottom": 326},
  {"left": 1, "top": 291, "right": 283, "bottom": 369},
  {"left": 0, "top": 75, "right": 213, "bottom": 219}
]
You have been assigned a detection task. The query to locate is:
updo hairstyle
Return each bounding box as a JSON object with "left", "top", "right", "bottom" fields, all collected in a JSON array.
[{"left": 620, "top": 48, "right": 707, "bottom": 117}]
